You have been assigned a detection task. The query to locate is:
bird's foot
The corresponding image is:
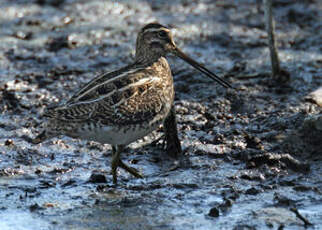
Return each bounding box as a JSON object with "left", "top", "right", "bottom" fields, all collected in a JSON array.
[{"left": 118, "top": 160, "right": 143, "bottom": 179}]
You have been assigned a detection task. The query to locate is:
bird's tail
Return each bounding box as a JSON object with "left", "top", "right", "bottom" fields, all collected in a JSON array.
[
  {"left": 31, "top": 129, "right": 57, "bottom": 144},
  {"left": 32, "top": 130, "right": 52, "bottom": 144},
  {"left": 31, "top": 118, "right": 62, "bottom": 144}
]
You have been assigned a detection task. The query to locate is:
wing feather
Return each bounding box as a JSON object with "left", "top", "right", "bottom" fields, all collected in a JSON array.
[
  {"left": 44, "top": 63, "right": 164, "bottom": 126},
  {"left": 66, "top": 63, "right": 143, "bottom": 105}
]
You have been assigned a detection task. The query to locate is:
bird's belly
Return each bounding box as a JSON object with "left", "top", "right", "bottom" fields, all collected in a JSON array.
[{"left": 75, "top": 121, "right": 162, "bottom": 146}]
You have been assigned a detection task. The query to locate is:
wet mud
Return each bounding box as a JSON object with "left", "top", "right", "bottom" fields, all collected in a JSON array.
[{"left": 0, "top": 0, "right": 321, "bottom": 229}]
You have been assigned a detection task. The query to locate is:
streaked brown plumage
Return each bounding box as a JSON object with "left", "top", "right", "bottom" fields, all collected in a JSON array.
[{"left": 33, "top": 23, "right": 232, "bottom": 184}]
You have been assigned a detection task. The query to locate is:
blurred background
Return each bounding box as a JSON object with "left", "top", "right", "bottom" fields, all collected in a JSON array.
[{"left": 0, "top": 1, "right": 321, "bottom": 230}]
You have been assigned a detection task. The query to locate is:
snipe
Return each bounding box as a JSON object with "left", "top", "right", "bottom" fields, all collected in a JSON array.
[{"left": 33, "top": 23, "right": 232, "bottom": 184}]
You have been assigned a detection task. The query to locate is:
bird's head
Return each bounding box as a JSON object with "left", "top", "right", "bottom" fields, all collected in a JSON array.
[
  {"left": 135, "top": 23, "right": 233, "bottom": 89},
  {"left": 136, "top": 23, "right": 176, "bottom": 58}
]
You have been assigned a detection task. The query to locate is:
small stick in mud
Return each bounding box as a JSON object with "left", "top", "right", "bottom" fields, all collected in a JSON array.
[
  {"left": 263, "top": 0, "right": 289, "bottom": 82},
  {"left": 290, "top": 207, "right": 313, "bottom": 227},
  {"left": 263, "top": 0, "right": 280, "bottom": 77}
]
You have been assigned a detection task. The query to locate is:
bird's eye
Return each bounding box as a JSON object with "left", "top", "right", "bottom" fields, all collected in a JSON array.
[{"left": 158, "top": 31, "right": 167, "bottom": 38}]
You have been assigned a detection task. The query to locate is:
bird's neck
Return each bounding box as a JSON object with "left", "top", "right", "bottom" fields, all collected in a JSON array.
[
  {"left": 134, "top": 41, "right": 165, "bottom": 65},
  {"left": 135, "top": 51, "right": 164, "bottom": 65}
]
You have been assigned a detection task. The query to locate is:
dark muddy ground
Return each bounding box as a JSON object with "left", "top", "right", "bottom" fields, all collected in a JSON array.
[{"left": 0, "top": 0, "right": 321, "bottom": 229}]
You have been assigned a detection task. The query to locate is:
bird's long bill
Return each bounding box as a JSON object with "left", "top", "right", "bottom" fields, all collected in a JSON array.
[{"left": 173, "top": 47, "right": 232, "bottom": 88}]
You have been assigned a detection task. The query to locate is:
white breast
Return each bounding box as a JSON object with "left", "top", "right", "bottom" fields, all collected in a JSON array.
[{"left": 76, "top": 120, "right": 162, "bottom": 146}]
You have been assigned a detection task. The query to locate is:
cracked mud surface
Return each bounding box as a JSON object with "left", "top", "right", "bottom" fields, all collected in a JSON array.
[{"left": 0, "top": 0, "right": 321, "bottom": 229}]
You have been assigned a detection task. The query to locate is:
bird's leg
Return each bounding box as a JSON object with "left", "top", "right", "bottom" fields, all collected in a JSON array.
[
  {"left": 111, "top": 145, "right": 121, "bottom": 184},
  {"left": 163, "top": 105, "right": 182, "bottom": 158},
  {"left": 111, "top": 145, "right": 143, "bottom": 184},
  {"left": 112, "top": 145, "right": 117, "bottom": 154},
  {"left": 118, "top": 160, "right": 143, "bottom": 179}
]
